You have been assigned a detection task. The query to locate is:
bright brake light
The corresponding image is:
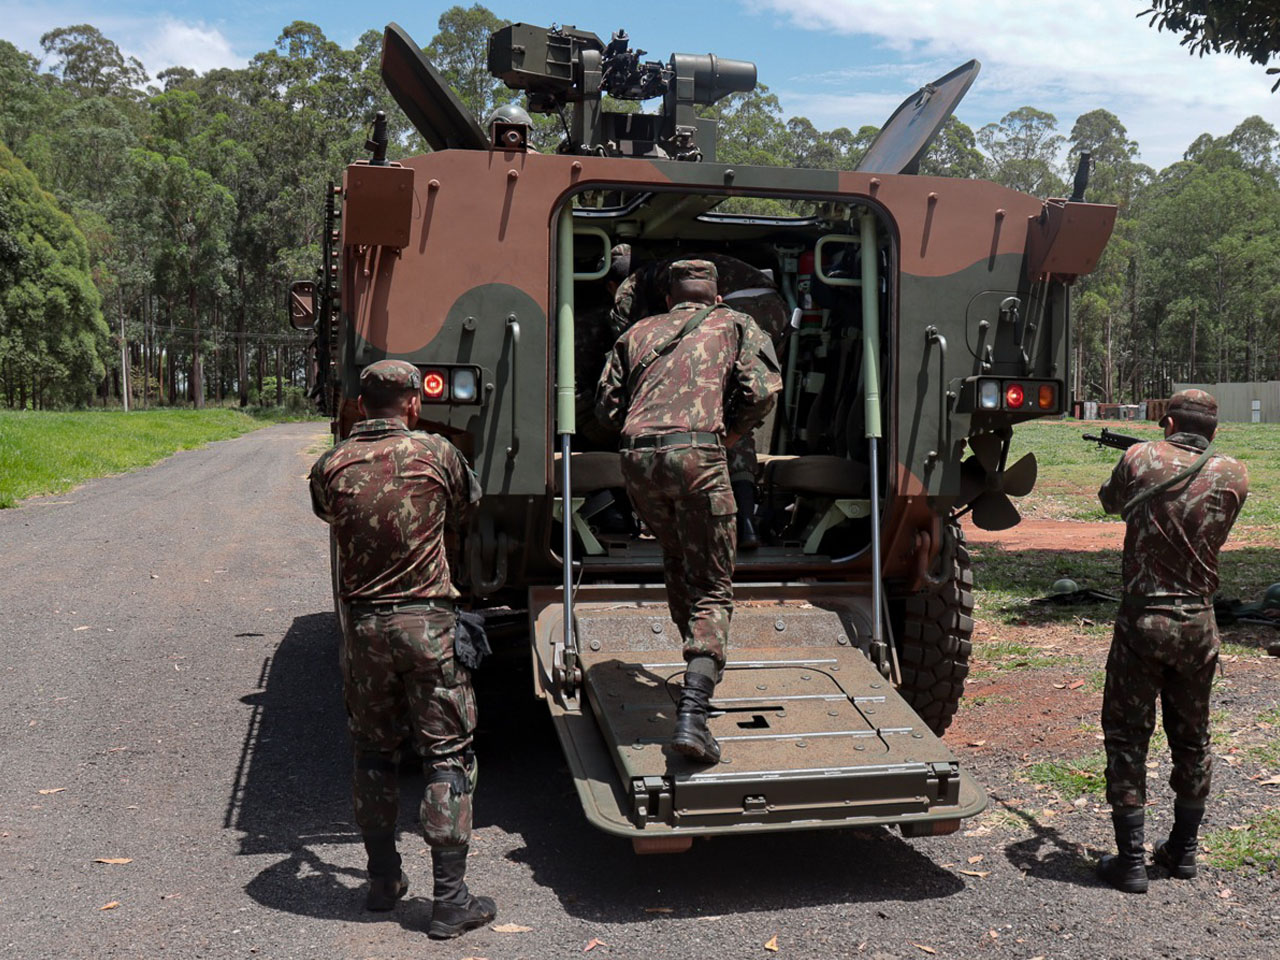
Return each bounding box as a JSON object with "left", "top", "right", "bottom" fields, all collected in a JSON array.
[
  {"left": 423, "top": 370, "right": 447, "bottom": 400},
  {"left": 1005, "top": 383, "right": 1025, "bottom": 408}
]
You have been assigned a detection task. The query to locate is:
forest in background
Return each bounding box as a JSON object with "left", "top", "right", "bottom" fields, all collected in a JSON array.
[{"left": 0, "top": 3, "right": 1277, "bottom": 410}]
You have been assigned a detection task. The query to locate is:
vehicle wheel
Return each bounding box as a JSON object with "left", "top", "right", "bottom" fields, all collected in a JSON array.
[{"left": 891, "top": 519, "right": 973, "bottom": 736}]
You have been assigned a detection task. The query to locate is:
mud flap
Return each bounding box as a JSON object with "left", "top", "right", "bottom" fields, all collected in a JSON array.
[{"left": 530, "top": 583, "right": 985, "bottom": 839}]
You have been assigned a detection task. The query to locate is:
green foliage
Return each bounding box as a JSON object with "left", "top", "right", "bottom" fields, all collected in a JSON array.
[
  {"left": 0, "top": 408, "right": 271, "bottom": 506},
  {"left": 40, "top": 24, "right": 148, "bottom": 97},
  {"left": 0, "top": 143, "right": 107, "bottom": 407},
  {"left": 979, "top": 106, "right": 1067, "bottom": 195},
  {"left": 1141, "top": 1, "right": 1280, "bottom": 89}
]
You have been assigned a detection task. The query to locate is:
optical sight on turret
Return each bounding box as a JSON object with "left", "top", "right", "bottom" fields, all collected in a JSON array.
[{"left": 488, "top": 23, "right": 756, "bottom": 160}]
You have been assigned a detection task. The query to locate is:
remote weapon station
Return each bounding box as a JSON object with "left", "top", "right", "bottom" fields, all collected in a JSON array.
[{"left": 289, "top": 22, "right": 1117, "bottom": 852}]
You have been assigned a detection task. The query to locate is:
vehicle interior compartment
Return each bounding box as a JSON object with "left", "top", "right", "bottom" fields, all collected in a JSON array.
[{"left": 553, "top": 189, "right": 894, "bottom": 573}]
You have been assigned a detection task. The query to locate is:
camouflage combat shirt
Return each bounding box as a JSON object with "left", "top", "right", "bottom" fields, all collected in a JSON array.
[
  {"left": 310, "top": 418, "right": 481, "bottom": 602},
  {"left": 596, "top": 301, "right": 782, "bottom": 440},
  {"left": 609, "top": 253, "right": 783, "bottom": 341},
  {"left": 1098, "top": 432, "right": 1248, "bottom": 599}
]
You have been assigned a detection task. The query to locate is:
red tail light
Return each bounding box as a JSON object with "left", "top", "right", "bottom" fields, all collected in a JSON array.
[
  {"left": 423, "top": 370, "right": 447, "bottom": 400},
  {"left": 1005, "top": 383, "right": 1024, "bottom": 408}
]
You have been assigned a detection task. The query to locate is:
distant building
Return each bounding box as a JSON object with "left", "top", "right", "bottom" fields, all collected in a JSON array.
[{"left": 1173, "top": 381, "right": 1280, "bottom": 424}]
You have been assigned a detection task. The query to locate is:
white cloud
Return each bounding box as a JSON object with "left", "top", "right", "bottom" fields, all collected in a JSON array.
[
  {"left": 0, "top": 5, "right": 246, "bottom": 80},
  {"left": 747, "top": 0, "right": 1280, "bottom": 169},
  {"left": 131, "top": 19, "right": 244, "bottom": 77}
]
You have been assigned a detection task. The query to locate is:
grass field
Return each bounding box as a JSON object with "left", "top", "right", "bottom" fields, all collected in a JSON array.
[
  {"left": 1009, "top": 419, "right": 1280, "bottom": 533},
  {"left": 0, "top": 408, "right": 319, "bottom": 507}
]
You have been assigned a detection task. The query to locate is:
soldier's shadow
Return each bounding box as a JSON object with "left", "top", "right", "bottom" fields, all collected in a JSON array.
[
  {"left": 229, "top": 612, "right": 436, "bottom": 930},
  {"left": 999, "top": 804, "right": 1100, "bottom": 887}
]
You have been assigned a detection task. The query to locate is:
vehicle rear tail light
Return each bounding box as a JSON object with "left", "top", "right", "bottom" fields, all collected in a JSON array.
[
  {"left": 978, "top": 380, "right": 1000, "bottom": 409},
  {"left": 1038, "top": 383, "right": 1055, "bottom": 409},
  {"left": 1005, "top": 383, "right": 1025, "bottom": 409},
  {"left": 422, "top": 369, "right": 447, "bottom": 400}
]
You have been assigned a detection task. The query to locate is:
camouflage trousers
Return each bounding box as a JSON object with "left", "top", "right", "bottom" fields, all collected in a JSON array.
[
  {"left": 1102, "top": 599, "right": 1218, "bottom": 809},
  {"left": 344, "top": 606, "right": 478, "bottom": 848},
  {"left": 621, "top": 443, "right": 736, "bottom": 667}
]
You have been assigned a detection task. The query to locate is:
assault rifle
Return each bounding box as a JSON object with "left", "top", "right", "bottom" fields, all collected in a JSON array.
[{"left": 1082, "top": 427, "right": 1142, "bottom": 451}]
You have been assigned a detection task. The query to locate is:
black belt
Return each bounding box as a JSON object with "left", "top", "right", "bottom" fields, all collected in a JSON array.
[
  {"left": 623, "top": 431, "right": 721, "bottom": 450},
  {"left": 1121, "top": 594, "right": 1211, "bottom": 610},
  {"left": 348, "top": 598, "right": 455, "bottom": 618}
]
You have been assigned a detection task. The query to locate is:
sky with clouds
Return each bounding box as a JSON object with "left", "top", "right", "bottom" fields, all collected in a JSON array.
[{"left": 2, "top": 0, "right": 1276, "bottom": 170}]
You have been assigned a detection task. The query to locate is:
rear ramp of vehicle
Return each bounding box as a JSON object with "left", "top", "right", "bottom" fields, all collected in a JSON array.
[{"left": 530, "top": 583, "right": 985, "bottom": 848}]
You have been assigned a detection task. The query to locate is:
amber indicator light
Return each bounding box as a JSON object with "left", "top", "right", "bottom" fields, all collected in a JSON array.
[{"left": 1038, "top": 384, "right": 1055, "bottom": 409}]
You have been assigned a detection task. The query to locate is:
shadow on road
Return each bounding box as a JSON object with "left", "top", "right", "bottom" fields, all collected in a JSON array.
[
  {"left": 999, "top": 803, "right": 1099, "bottom": 888},
  {"left": 230, "top": 613, "right": 963, "bottom": 927},
  {"left": 228, "top": 612, "right": 434, "bottom": 926}
]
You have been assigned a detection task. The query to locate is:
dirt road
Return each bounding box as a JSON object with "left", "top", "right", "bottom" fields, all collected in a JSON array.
[{"left": 0, "top": 423, "right": 1276, "bottom": 959}]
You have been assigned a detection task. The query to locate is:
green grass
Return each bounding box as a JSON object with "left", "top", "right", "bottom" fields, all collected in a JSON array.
[
  {"left": 1009, "top": 419, "right": 1280, "bottom": 533},
  {"left": 0, "top": 409, "right": 306, "bottom": 507},
  {"left": 1257, "top": 706, "right": 1280, "bottom": 726},
  {"left": 1203, "top": 810, "right": 1280, "bottom": 872},
  {"left": 1247, "top": 740, "right": 1280, "bottom": 769},
  {"left": 1024, "top": 751, "right": 1107, "bottom": 797}
]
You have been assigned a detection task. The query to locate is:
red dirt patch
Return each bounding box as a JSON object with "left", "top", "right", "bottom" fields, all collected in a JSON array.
[{"left": 961, "top": 516, "right": 1265, "bottom": 552}]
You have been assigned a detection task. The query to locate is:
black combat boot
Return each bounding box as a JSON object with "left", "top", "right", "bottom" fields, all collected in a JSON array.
[
  {"left": 428, "top": 845, "right": 496, "bottom": 940},
  {"left": 1154, "top": 802, "right": 1205, "bottom": 879},
  {"left": 363, "top": 832, "right": 409, "bottom": 911},
  {"left": 1097, "top": 807, "right": 1149, "bottom": 893},
  {"left": 672, "top": 671, "right": 721, "bottom": 763},
  {"left": 731, "top": 480, "right": 761, "bottom": 550}
]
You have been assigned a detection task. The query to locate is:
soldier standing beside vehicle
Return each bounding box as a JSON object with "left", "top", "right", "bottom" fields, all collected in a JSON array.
[
  {"left": 309, "top": 360, "right": 496, "bottom": 939},
  {"left": 1095, "top": 389, "right": 1248, "bottom": 893},
  {"left": 596, "top": 260, "right": 782, "bottom": 762}
]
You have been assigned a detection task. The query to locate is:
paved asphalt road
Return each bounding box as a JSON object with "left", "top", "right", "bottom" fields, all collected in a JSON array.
[{"left": 1, "top": 422, "right": 1276, "bottom": 960}]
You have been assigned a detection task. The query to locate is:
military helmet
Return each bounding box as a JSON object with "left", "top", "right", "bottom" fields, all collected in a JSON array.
[
  {"left": 485, "top": 102, "right": 534, "bottom": 129},
  {"left": 486, "top": 102, "right": 534, "bottom": 150},
  {"left": 1051, "top": 578, "right": 1079, "bottom": 595}
]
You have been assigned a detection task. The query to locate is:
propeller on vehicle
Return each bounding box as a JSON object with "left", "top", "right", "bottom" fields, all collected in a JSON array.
[{"left": 958, "top": 433, "right": 1037, "bottom": 531}]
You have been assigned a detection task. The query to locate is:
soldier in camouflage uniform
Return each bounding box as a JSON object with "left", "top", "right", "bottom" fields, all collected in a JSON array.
[
  {"left": 1094, "top": 389, "right": 1248, "bottom": 893},
  {"left": 610, "top": 252, "right": 789, "bottom": 549},
  {"left": 309, "top": 359, "right": 496, "bottom": 939},
  {"left": 597, "top": 260, "right": 782, "bottom": 762}
]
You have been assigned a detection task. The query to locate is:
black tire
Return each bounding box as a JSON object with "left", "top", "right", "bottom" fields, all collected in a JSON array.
[{"left": 892, "top": 520, "right": 974, "bottom": 736}]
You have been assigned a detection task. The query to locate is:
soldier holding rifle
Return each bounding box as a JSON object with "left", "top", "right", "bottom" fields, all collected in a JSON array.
[{"left": 1093, "top": 389, "right": 1248, "bottom": 893}]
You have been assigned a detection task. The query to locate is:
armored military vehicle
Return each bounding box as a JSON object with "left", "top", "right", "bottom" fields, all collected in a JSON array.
[{"left": 289, "top": 22, "right": 1116, "bottom": 852}]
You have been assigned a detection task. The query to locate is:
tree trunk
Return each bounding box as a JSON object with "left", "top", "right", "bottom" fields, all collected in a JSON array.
[
  {"left": 189, "top": 284, "right": 204, "bottom": 408},
  {"left": 275, "top": 344, "right": 283, "bottom": 406},
  {"left": 237, "top": 264, "right": 249, "bottom": 407}
]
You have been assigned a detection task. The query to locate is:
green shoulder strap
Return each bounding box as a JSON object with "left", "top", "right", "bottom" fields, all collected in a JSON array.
[
  {"left": 1121, "top": 443, "right": 1215, "bottom": 520},
  {"left": 626, "top": 304, "right": 718, "bottom": 397}
]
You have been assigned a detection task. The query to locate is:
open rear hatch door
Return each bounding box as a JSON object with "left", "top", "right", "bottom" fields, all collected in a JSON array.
[
  {"left": 381, "top": 23, "right": 488, "bottom": 151},
  {"left": 531, "top": 583, "right": 985, "bottom": 842},
  {"left": 856, "top": 59, "right": 981, "bottom": 175}
]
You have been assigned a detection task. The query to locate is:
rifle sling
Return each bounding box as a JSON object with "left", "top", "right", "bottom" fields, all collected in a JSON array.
[
  {"left": 626, "top": 304, "right": 718, "bottom": 398},
  {"left": 1121, "top": 444, "right": 1214, "bottom": 520}
]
